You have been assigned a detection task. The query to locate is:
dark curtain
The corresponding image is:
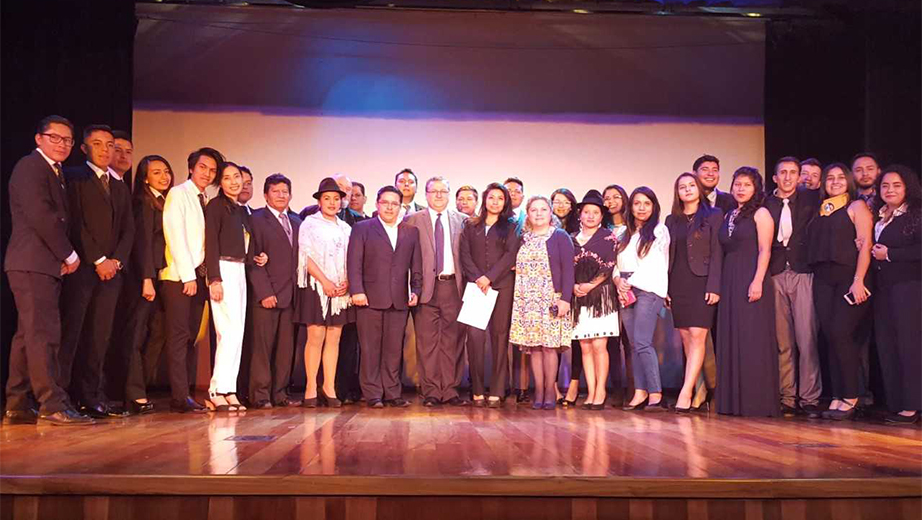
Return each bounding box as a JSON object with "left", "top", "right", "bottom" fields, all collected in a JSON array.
[
  {"left": 0, "top": 0, "right": 136, "bottom": 408},
  {"left": 764, "top": 10, "right": 921, "bottom": 187}
]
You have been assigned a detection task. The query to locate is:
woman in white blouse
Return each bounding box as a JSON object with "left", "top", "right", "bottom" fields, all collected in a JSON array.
[
  {"left": 615, "top": 186, "right": 670, "bottom": 411},
  {"left": 296, "top": 178, "right": 354, "bottom": 408}
]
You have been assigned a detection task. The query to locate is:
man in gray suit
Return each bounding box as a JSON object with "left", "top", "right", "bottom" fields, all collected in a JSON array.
[{"left": 404, "top": 176, "right": 469, "bottom": 407}]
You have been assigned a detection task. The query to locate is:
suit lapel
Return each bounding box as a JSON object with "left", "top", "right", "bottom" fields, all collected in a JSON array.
[
  {"left": 370, "top": 217, "right": 392, "bottom": 249},
  {"left": 264, "top": 208, "right": 293, "bottom": 250},
  {"left": 420, "top": 210, "right": 435, "bottom": 254}
]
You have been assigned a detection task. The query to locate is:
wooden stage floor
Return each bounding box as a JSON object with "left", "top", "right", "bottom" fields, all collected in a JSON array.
[{"left": 2, "top": 397, "right": 921, "bottom": 519}]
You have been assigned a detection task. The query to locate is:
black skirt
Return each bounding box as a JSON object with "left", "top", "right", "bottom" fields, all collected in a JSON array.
[
  {"left": 294, "top": 287, "right": 355, "bottom": 326},
  {"left": 669, "top": 220, "right": 716, "bottom": 329}
]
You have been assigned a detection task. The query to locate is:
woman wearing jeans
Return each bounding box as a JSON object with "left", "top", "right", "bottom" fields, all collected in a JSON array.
[{"left": 615, "top": 187, "right": 670, "bottom": 411}]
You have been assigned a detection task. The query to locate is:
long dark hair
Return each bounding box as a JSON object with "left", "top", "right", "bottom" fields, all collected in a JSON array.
[
  {"left": 550, "top": 188, "right": 580, "bottom": 234},
  {"left": 133, "top": 154, "right": 174, "bottom": 202},
  {"left": 671, "top": 172, "right": 710, "bottom": 231},
  {"left": 619, "top": 186, "right": 661, "bottom": 258},
  {"left": 212, "top": 161, "right": 242, "bottom": 214},
  {"left": 602, "top": 184, "right": 629, "bottom": 226},
  {"left": 469, "top": 182, "right": 513, "bottom": 227},
  {"left": 731, "top": 167, "right": 765, "bottom": 219},
  {"left": 818, "top": 162, "right": 857, "bottom": 201},
  {"left": 874, "top": 164, "right": 922, "bottom": 233}
]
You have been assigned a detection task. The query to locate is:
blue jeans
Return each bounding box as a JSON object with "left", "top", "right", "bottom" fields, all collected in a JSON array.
[{"left": 620, "top": 288, "right": 664, "bottom": 393}]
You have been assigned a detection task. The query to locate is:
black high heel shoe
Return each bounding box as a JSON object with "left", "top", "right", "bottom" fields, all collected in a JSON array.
[
  {"left": 204, "top": 394, "right": 230, "bottom": 412},
  {"left": 320, "top": 389, "right": 342, "bottom": 408},
  {"left": 622, "top": 397, "right": 648, "bottom": 411}
]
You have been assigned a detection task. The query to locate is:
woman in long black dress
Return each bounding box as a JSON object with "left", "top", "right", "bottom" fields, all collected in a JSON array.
[
  {"left": 665, "top": 173, "right": 722, "bottom": 412},
  {"left": 716, "top": 167, "right": 779, "bottom": 417}
]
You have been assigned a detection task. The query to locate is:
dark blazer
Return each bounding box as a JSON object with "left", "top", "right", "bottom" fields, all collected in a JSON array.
[
  {"left": 347, "top": 218, "right": 422, "bottom": 311},
  {"left": 299, "top": 205, "right": 366, "bottom": 227},
  {"left": 247, "top": 207, "right": 301, "bottom": 308},
  {"left": 873, "top": 210, "right": 921, "bottom": 288},
  {"left": 4, "top": 150, "right": 74, "bottom": 278},
  {"left": 130, "top": 187, "right": 167, "bottom": 281},
  {"left": 204, "top": 195, "right": 253, "bottom": 284},
  {"left": 64, "top": 162, "right": 134, "bottom": 267},
  {"left": 537, "top": 228, "right": 575, "bottom": 301},
  {"left": 459, "top": 217, "right": 520, "bottom": 290},
  {"left": 709, "top": 189, "right": 736, "bottom": 215},
  {"left": 764, "top": 187, "right": 820, "bottom": 276},
  {"left": 665, "top": 207, "right": 724, "bottom": 295}
]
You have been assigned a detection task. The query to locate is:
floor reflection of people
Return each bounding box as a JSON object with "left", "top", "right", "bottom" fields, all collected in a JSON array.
[
  {"left": 207, "top": 413, "right": 242, "bottom": 474},
  {"left": 300, "top": 413, "right": 338, "bottom": 475},
  {"left": 580, "top": 415, "right": 611, "bottom": 476},
  {"left": 676, "top": 415, "right": 707, "bottom": 478}
]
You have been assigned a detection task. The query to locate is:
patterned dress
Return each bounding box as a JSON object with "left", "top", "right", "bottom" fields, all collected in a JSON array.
[{"left": 509, "top": 230, "right": 573, "bottom": 349}]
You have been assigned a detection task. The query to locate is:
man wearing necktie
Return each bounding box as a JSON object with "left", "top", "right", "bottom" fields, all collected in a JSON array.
[
  {"left": 60, "top": 124, "right": 135, "bottom": 419},
  {"left": 246, "top": 174, "right": 303, "bottom": 408},
  {"left": 766, "top": 157, "right": 822, "bottom": 418},
  {"left": 4, "top": 115, "right": 94, "bottom": 426},
  {"left": 160, "top": 147, "right": 223, "bottom": 413},
  {"left": 404, "top": 177, "right": 470, "bottom": 407}
]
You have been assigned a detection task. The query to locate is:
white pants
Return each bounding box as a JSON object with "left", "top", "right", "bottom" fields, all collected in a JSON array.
[{"left": 210, "top": 260, "right": 246, "bottom": 395}]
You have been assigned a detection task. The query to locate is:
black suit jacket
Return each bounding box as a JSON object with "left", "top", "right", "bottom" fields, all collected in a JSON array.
[
  {"left": 247, "top": 208, "right": 301, "bottom": 308},
  {"left": 299, "top": 205, "right": 366, "bottom": 227},
  {"left": 711, "top": 189, "right": 736, "bottom": 215},
  {"left": 873, "top": 210, "right": 921, "bottom": 288},
  {"left": 665, "top": 207, "right": 724, "bottom": 295},
  {"left": 347, "top": 218, "right": 422, "bottom": 311},
  {"left": 130, "top": 188, "right": 167, "bottom": 281},
  {"left": 4, "top": 150, "right": 74, "bottom": 278},
  {"left": 64, "top": 162, "right": 134, "bottom": 267},
  {"left": 458, "top": 217, "right": 520, "bottom": 290},
  {"left": 764, "top": 187, "right": 820, "bottom": 276}
]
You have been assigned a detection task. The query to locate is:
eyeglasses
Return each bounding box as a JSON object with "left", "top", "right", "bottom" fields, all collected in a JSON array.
[
  {"left": 427, "top": 189, "right": 450, "bottom": 197},
  {"left": 378, "top": 201, "right": 401, "bottom": 208},
  {"left": 40, "top": 133, "right": 75, "bottom": 147}
]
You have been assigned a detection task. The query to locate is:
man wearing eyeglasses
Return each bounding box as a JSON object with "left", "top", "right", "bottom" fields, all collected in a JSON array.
[
  {"left": 59, "top": 124, "right": 135, "bottom": 419},
  {"left": 404, "top": 177, "right": 470, "bottom": 407},
  {"left": 4, "top": 115, "right": 94, "bottom": 426}
]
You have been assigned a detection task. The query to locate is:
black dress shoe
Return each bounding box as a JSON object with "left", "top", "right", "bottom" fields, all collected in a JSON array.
[
  {"left": 622, "top": 397, "right": 648, "bottom": 411},
  {"left": 300, "top": 399, "right": 318, "bottom": 409},
  {"left": 320, "top": 390, "right": 342, "bottom": 408},
  {"left": 800, "top": 404, "right": 823, "bottom": 419},
  {"left": 644, "top": 400, "right": 667, "bottom": 412},
  {"left": 367, "top": 399, "right": 384, "bottom": 408},
  {"left": 422, "top": 397, "right": 440, "bottom": 407},
  {"left": 169, "top": 396, "right": 206, "bottom": 413},
  {"left": 823, "top": 405, "right": 857, "bottom": 421},
  {"left": 39, "top": 408, "right": 95, "bottom": 426},
  {"left": 78, "top": 403, "right": 110, "bottom": 419},
  {"left": 446, "top": 397, "right": 470, "bottom": 407},
  {"left": 252, "top": 400, "right": 274, "bottom": 410},
  {"left": 886, "top": 412, "right": 920, "bottom": 424},
  {"left": 472, "top": 398, "right": 486, "bottom": 408},
  {"left": 127, "top": 400, "right": 155, "bottom": 415},
  {"left": 487, "top": 398, "right": 502, "bottom": 409},
  {"left": 515, "top": 390, "right": 531, "bottom": 403},
  {"left": 385, "top": 398, "right": 410, "bottom": 408},
  {"left": 781, "top": 404, "right": 797, "bottom": 417},
  {"left": 275, "top": 398, "right": 302, "bottom": 408},
  {"left": 3, "top": 409, "right": 38, "bottom": 425}
]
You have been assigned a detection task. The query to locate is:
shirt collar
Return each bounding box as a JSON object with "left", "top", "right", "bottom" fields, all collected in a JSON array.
[
  {"left": 879, "top": 202, "right": 908, "bottom": 220},
  {"left": 706, "top": 190, "right": 717, "bottom": 205},
  {"left": 86, "top": 161, "right": 113, "bottom": 179},
  {"left": 266, "top": 206, "right": 288, "bottom": 219},
  {"left": 772, "top": 188, "right": 798, "bottom": 201},
  {"left": 379, "top": 216, "right": 399, "bottom": 229},
  {"left": 35, "top": 148, "right": 58, "bottom": 170},
  {"left": 149, "top": 185, "right": 164, "bottom": 199}
]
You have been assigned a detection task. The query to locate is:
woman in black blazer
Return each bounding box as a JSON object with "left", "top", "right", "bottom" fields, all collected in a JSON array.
[
  {"left": 665, "top": 173, "right": 723, "bottom": 412},
  {"left": 116, "top": 155, "right": 174, "bottom": 415},
  {"left": 870, "top": 165, "right": 921, "bottom": 424},
  {"left": 459, "top": 183, "right": 521, "bottom": 408}
]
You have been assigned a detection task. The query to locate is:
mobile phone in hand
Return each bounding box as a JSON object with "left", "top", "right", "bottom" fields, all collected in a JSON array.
[{"left": 843, "top": 287, "right": 871, "bottom": 305}]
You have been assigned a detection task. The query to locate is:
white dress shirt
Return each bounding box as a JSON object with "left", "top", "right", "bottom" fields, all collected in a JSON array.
[
  {"left": 379, "top": 216, "right": 399, "bottom": 250},
  {"left": 161, "top": 179, "right": 208, "bottom": 283},
  {"left": 35, "top": 148, "right": 78, "bottom": 265},
  {"left": 617, "top": 223, "right": 670, "bottom": 298},
  {"left": 427, "top": 207, "right": 455, "bottom": 276}
]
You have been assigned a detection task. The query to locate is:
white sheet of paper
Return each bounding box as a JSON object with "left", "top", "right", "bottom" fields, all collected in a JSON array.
[{"left": 457, "top": 282, "right": 499, "bottom": 330}]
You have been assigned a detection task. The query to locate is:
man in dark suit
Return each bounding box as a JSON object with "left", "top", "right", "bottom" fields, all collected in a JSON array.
[
  {"left": 299, "top": 173, "right": 365, "bottom": 404},
  {"left": 4, "top": 115, "right": 93, "bottom": 425},
  {"left": 349, "top": 186, "right": 422, "bottom": 408},
  {"left": 349, "top": 181, "right": 369, "bottom": 218},
  {"left": 59, "top": 124, "right": 135, "bottom": 418},
  {"left": 247, "top": 174, "right": 302, "bottom": 409},
  {"left": 110, "top": 130, "right": 133, "bottom": 186},
  {"left": 766, "top": 157, "right": 822, "bottom": 418},
  {"left": 404, "top": 176, "right": 469, "bottom": 407},
  {"left": 395, "top": 168, "right": 426, "bottom": 220},
  {"left": 694, "top": 154, "right": 736, "bottom": 215}
]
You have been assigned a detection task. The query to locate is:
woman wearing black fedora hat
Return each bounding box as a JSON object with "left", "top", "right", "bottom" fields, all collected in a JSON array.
[
  {"left": 570, "top": 190, "right": 621, "bottom": 410},
  {"left": 295, "top": 177, "right": 355, "bottom": 408}
]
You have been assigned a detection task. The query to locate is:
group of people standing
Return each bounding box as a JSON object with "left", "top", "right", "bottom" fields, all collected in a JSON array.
[{"left": 4, "top": 114, "right": 919, "bottom": 428}]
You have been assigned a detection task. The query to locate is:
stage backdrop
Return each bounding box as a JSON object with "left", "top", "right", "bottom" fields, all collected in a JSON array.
[
  {"left": 133, "top": 4, "right": 765, "bottom": 389},
  {"left": 133, "top": 4, "right": 765, "bottom": 216}
]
